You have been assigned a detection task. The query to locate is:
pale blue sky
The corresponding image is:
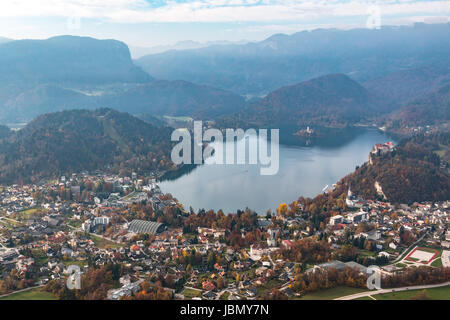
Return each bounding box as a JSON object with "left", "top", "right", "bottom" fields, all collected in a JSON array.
[{"left": 0, "top": 0, "right": 448, "bottom": 48}]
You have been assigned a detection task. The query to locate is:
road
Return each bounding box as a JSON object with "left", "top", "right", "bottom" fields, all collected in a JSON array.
[
  {"left": 268, "top": 253, "right": 275, "bottom": 267},
  {"left": 0, "top": 216, "right": 22, "bottom": 225},
  {"left": 0, "top": 285, "right": 44, "bottom": 299},
  {"left": 334, "top": 281, "right": 450, "bottom": 300}
]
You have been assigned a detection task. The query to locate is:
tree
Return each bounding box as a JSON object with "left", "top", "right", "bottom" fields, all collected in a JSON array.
[{"left": 277, "top": 203, "right": 288, "bottom": 216}]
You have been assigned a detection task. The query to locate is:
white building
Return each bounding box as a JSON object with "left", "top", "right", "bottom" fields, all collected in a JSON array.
[
  {"left": 329, "top": 215, "right": 343, "bottom": 225},
  {"left": 348, "top": 211, "right": 367, "bottom": 223}
]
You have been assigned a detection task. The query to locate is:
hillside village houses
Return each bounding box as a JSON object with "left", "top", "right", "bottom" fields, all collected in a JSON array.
[{"left": 0, "top": 158, "right": 449, "bottom": 300}]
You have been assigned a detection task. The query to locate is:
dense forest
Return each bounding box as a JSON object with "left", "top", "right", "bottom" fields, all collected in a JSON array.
[
  {"left": 0, "top": 109, "right": 175, "bottom": 184},
  {"left": 343, "top": 133, "right": 450, "bottom": 204},
  {"left": 218, "top": 74, "right": 378, "bottom": 130},
  {"left": 363, "top": 63, "right": 450, "bottom": 111},
  {"left": 386, "top": 83, "right": 450, "bottom": 130}
]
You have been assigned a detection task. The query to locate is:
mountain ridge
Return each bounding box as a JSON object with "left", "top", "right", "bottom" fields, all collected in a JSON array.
[
  {"left": 136, "top": 23, "right": 450, "bottom": 95},
  {"left": 220, "top": 73, "right": 378, "bottom": 130},
  {"left": 0, "top": 35, "right": 151, "bottom": 85},
  {"left": 363, "top": 62, "right": 450, "bottom": 111},
  {"left": 385, "top": 83, "right": 450, "bottom": 132},
  {"left": 0, "top": 80, "right": 246, "bottom": 123}
]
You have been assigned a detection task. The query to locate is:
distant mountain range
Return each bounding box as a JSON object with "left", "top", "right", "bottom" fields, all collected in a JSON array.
[
  {"left": 215, "top": 63, "right": 450, "bottom": 133},
  {"left": 0, "top": 36, "right": 245, "bottom": 123},
  {"left": 0, "top": 27, "right": 449, "bottom": 135},
  {"left": 386, "top": 83, "right": 450, "bottom": 130},
  {"left": 220, "top": 74, "right": 378, "bottom": 129},
  {"left": 2, "top": 84, "right": 98, "bottom": 122},
  {"left": 0, "top": 81, "right": 245, "bottom": 122},
  {"left": 99, "top": 80, "right": 245, "bottom": 119},
  {"left": 0, "top": 37, "right": 11, "bottom": 44},
  {"left": 0, "top": 109, "right": 174, "bottom": 184},
  {"left": 0, "top": 35, "right": 151, "bottom": 122},
  {"left": 363, "top": 62, "right": 450, "bottom": 111},
  {"left": 0, "top": 35, "right": 150, "bottom": 85},
  {"left": 129, "top": 40, "right": 249, "bottom": 59},
  {"left": 136, "top": 23, "right": 450, "bottom": 96}
]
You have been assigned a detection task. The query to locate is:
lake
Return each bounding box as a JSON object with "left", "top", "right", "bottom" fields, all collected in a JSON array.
[{"left": 159, "top": 128, "right": 394, "bottom": 214}]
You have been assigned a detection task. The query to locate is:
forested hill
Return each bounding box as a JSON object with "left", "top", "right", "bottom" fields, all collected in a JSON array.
[
  {"left": 97, "top": 80, "right": 246, "bottom": 119},
  {"left": 0, "top": 109, "right": 175, "bottom": 184},
  {"left": 341, "top": 133, "right": 450, "bottom": 204},
  {"left": 220, "top": 74, "right": 377, "bottom": 129},
  {"left": 386, "top": 83, "right": 450, "bottom": 130},
  {"left": 363, "top": 62, "right": 450, "bottom": 111}
]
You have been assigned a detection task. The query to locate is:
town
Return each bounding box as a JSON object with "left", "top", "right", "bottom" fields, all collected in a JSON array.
[{"left": 0, "top": 149, "right": 449, "bottom": 300}]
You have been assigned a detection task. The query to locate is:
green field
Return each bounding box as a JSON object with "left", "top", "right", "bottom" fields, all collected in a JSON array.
[
  {"left": 372, "top": 285, "right": 450, "bottom": 300},
  {"left": 358, "top": 249, "right": 376, "bottom": 257},
  {"left": 256, "top": 279, "right": 283, "bottom": 295},
  {"left": 355, "top": 296, "right": 375, "bottom": 300},
  {"left": 12, "top": 208, "right": 43, "bottom": 221},
  {"left": 88, "top": 234, "right": 122, "bottom": 249},
  {"left": 68, "top": 220, "right": 84, "bottom": 228},
  {"left": 0, "top": 219, "right": 24, "bottom": 230},
  {"left": 295, "top": 286, "right": 368, "bottom": 300},
  {"left": 434, "top": 144, "right": 449, "bottom": 159},
  {"left": 220, "top": 291, "right": 230, "bottom": 300},
  {"left": 431, "top": 258, "right": 443, "bottom": 267},
  {"left": 62, "top": 259, "right": 88, "bottom": 268},
  {"left": 182, "top": 288, "right": 202, "bottom": 299},
  {"left": 0, "top": 287, "right": 56, "bottom": 300}
]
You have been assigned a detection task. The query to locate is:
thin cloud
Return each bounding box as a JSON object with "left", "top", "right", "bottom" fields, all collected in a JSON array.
[{"left": 0, "top": 0, "right": 449, "bottom": 23}]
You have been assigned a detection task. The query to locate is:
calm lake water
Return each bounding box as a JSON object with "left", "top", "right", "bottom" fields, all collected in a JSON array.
[{"left": 159, "top": 128, "right": 393, "bottom": 214}]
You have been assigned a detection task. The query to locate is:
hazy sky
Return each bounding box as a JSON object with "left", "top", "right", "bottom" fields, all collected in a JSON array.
[{"left": 0, "top": 0, "right": 449, "bottom": 48}]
